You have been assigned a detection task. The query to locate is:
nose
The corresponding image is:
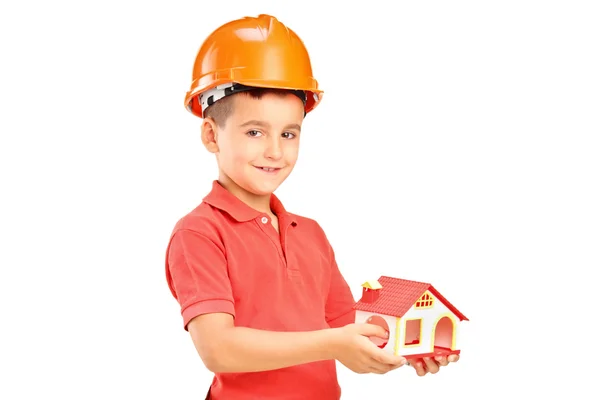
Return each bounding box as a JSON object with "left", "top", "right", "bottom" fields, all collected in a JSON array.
[{"left": 264, "top": 135, "right": 283, "bottom": 160}]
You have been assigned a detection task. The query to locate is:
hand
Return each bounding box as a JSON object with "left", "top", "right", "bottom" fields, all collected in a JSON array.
[
  {"left": 329, "top": 323, "right": 408, "bottom": 374},
  {"left": 408, "top": 354, "right": 460, "bottom": 376}
]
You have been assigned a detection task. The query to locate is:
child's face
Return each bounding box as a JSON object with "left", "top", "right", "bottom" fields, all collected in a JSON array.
[{"left": 208, "top": 92, "right": 305, "bottom": 197}]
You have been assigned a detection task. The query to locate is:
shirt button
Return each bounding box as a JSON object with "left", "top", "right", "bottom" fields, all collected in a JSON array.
[{"left": 261, "top": 216, "right": 268, "bottom": 224}]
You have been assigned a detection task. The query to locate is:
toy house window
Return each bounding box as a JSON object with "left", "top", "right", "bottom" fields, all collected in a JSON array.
[
  {"left": 415, "top": 292, "right": 434, "bottom": 309},
  {"left": 404, "top": 319, "right": 422, "bottom": 346}
]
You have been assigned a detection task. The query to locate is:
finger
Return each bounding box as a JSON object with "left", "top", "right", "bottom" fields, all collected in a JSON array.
[
  {"left": 370, "top": 350, "right": 407, "bottom": 367},
  {"left": 360, "top": 323, "right": 389, "bottom": 340},
  {"left": 448, "top": 354, "right": 460, "bottom": 363},
  {"left": 434, "top": 355, "right": 449, "bottom": 366},
  {"left": 422, "top": 357, "right": 440, "bottom": 374},
  {"left": 368, "top": 364, "right": 394, "bottom": 374},
  {"left": 366, "top": 353, "right": 407, "bottom": 374},
  {"left": 365, "top": 358, "right": 398, "bottom": 374},
  {"left": 411, "top": 359, "right": 427, "bottom": 377}
]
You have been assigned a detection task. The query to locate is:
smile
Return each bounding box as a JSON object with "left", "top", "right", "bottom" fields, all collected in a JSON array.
[{"left": 255, "top": 166, "right": 282, "bottom": 174}]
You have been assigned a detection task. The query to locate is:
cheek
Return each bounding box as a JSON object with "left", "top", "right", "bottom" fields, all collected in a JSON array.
[
  {"left": 224, "top": 140, "right": 259, "bottom": 166},
  {"left": 285, "top": 143, "right": 300, "bottom": 163},
  {"left": 231, "top": 152, "right": 250, "bottom": 167}
]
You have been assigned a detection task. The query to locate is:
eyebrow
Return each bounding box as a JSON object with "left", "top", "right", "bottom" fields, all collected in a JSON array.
[{"left": 239, "top": 120, "right": 301, "bottom": 131}]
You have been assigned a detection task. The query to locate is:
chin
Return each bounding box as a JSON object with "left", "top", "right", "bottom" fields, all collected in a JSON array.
[
  {"left": 227, "top": 177, "right": 275, "bottom": 196},
  {"left": 249, "top": 181, "right": 282, "bottom": 195}
]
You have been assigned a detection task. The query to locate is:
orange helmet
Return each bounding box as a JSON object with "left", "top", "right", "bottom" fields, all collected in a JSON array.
[{"left": 184, "top": 14, "right": 323, "bottom": 118}]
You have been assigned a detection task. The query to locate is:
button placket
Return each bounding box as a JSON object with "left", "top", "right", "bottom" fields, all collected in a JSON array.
[{"left": 256, "top": 214, "right": 288, "bottom": 266}]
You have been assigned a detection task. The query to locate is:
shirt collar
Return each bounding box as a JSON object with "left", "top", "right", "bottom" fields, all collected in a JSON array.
[{"left": 203, "top": 180, "right": 297, "bottom": 226}]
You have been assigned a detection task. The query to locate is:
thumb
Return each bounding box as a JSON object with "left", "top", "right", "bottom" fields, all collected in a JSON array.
[{"left": 358, "top": 323, "right": 389, "bottom": 339}]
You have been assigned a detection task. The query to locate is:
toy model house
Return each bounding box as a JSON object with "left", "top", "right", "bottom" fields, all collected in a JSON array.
[{"left": 354, "top": 276, "right": 468, "bottom": 360}]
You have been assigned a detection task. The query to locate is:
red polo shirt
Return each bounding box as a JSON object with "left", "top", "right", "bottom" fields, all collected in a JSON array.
[{"left": 165, "top": 180, "right": 356, "bottom": 400}]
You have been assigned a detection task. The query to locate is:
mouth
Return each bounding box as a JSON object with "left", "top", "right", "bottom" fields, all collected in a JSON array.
[{"left": 254, "top": 166, "right": 283, "bottom": 174}]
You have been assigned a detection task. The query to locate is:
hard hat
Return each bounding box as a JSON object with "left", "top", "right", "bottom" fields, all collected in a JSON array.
[{"left": 184, "top": 14, "right": 323, "bottom": 118}]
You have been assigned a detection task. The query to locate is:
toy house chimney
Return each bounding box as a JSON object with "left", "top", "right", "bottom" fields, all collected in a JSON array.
[{"left": 360, "top": 280, "right": 383, "bottom": 303}]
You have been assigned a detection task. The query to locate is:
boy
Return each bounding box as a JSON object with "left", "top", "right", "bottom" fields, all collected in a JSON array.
[{"left": 165, "top": 14, "right": 458, "bottom": 400}]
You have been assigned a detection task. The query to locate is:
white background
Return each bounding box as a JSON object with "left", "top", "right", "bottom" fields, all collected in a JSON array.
[{"left": 1, "top": 0, "right": 598, "bottom": 398}]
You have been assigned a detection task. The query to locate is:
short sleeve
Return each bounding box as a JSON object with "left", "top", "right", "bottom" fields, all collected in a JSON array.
[
  {"left": 324, "top": 245, "right": 356, "bottom": 328},
  {"left": 166, "top": 228, "right": 235, "bottom": 330}
]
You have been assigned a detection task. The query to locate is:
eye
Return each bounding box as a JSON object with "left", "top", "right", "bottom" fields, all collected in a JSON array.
[
  {"left": 282, "top": 132, "right": 296, "bottom": 139},
  {"left": 246, "top": 130, "right": 263, "bottom": 137}
]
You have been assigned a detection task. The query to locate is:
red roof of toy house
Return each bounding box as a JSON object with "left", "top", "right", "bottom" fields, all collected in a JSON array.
[{"left": 353, "top": 276, "right": 469, "bottom": 321}]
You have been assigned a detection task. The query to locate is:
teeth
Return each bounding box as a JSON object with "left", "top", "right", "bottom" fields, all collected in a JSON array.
[{"left": 262, "top": 167, "right": 275, "bottom": 171}]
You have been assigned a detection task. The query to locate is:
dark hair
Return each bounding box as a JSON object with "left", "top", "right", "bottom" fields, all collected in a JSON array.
[{"left": 205, "top": 88, "right": 304, "bottom": 128}]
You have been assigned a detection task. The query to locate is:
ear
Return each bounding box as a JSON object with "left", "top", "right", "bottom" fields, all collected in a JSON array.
[{"left": 201, "top": 117, "right": 220, "bottom": 153}]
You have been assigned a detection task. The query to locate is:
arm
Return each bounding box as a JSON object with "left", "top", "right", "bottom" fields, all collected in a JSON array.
[
  {"left": 167, "top": 226, "right": 398, "bottom": 375},
  {"left": 188, "top": 313, "right": 339, "bottom": 373},
  {"left": 167, "top": 228, "right": 339, "bottom": 373},
  {"left": 324, "top": 243, "right": 357, "bottom": 328}
]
